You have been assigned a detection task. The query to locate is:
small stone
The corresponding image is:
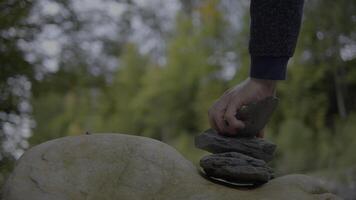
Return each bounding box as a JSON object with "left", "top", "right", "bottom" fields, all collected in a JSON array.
[
  {"left": 235, "top": 96, "right": 279, "bottom": 137},
  {"left": 200, "top": 152, "right": 274, "bottom": 184},
  {"left": 195, "top": 129, "right": 276, "bottom": 162}
]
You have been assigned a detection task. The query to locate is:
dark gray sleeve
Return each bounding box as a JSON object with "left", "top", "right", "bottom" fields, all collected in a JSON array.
[{"left": 249, "top": 0, "right": 304, "bottom": 80}]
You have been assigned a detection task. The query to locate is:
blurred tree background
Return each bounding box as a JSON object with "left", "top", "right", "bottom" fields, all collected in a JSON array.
[{"left": 1, "top": 0, "right": 356, "bottom": 197}]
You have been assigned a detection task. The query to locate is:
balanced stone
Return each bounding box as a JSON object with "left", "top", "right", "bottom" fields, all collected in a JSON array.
[
  {"left": 235, "top": 96, "right": 279, "bottom": 137},
  {"left": 195, "top": 129, "right": 276, "bottom": 162},
  {"left": 200, "top": 152, "right": 274, "bottom": 184}
]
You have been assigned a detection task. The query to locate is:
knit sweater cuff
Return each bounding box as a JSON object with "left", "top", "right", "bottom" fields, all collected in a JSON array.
[{"left": 250, "top": 56, "right": 289, "bottom": 80}]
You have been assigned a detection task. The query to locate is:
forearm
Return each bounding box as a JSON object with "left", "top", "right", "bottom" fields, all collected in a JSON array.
[{"left": 249, "top": 0, "right": 305, "bottom": 80}]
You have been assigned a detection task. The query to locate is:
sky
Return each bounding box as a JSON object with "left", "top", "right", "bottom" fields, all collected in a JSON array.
[{"left": 21, "top": 0, "right": 181, "bottom": 79}]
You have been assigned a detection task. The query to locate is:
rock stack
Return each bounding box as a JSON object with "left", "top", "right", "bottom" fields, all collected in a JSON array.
[{"left": 195, "top": 97, "right": 278, "bottom": 186}]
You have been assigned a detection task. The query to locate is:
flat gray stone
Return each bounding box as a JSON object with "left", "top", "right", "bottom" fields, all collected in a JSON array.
[
  {"left": 195, "top": 129, "right": 276, "bottom": 162},
  {"left": 234, "top": 96, "right": 279, "bottom": 137},
  {"left": 200, "top": 152, "right": 274, "bottom": 185}
]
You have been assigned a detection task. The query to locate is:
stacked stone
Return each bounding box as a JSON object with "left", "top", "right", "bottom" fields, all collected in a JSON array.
[{"left": 195, "top": 97, "right": 278, "bottom": 186}]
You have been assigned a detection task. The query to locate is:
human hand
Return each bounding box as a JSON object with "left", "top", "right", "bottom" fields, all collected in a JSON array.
[{"left": 208, "top": 78, "right": 277, "bottom": 137}]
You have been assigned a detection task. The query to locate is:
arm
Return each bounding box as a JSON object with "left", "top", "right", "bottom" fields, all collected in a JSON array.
[
  {"left": 208, "top": 0, "right": 304, "bottom": 136},
  {"left": 249, "top": 0, "right": 305, "bottom": 80}
]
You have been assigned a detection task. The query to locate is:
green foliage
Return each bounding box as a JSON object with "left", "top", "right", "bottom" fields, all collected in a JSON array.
[
  {"left": 268, "top": 0, "right": 356, "bottom": 173},
  {"left": 97, "top": 44, "right": 149, "bottom": 133},
  {"left": 0, "top": 0, "right": 35, "bottom": 188}
]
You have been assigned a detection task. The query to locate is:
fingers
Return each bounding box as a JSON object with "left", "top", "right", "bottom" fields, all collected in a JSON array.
[
  {"left": 208, "top": 94, "right": 247, "bottom": 135},
  {"left": 224, "top": 101, "right": 245, "bottom": 135},
  {"left": 257, "top": 129, "right": 265, "bottom": 138},
  {"left": 208, "top": 78, "right": 276, "bottom": 137},
  {"left": 208, "top": 99, "right": 229, "bottom": 134},
  {"left": 214, "top": 110, "right": 227, "bottom": 134},
  {"left": 208, "top": 109, "right": 219, "bottom": 131}
]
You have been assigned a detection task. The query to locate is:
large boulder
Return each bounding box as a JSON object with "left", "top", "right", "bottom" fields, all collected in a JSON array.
[{"left": 2, "top": 134, "right": 340, "bottom": 200}]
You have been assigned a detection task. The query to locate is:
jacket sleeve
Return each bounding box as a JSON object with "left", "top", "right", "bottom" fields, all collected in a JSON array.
[{"left": 249, "top": 0, "right": 305, "bottom": 80}]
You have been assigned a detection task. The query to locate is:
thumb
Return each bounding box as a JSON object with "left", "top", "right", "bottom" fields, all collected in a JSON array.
[{"left": 257, "top": 129, "right": 265, "bottom": 138}]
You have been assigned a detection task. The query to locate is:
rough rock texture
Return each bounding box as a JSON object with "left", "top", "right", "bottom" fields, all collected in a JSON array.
[
  {"left": 195, "top": 97, "right": 278, "bottom": 185},
  {"left": 3, "top": 134, "right": 341, "bottom": 200},
  {"left": 235, "top": 96, "right": 279, "bottom": 137},
  {"left": 195, "top": 129, "right": 276, "bottom": 162},
  {"left": 200, "top": 152, "right": 273, "bottom": 184}
]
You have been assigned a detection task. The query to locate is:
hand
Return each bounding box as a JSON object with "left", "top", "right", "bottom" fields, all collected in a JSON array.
[{"left": 208, "top": 78, "right": 277, "bottom": 137}]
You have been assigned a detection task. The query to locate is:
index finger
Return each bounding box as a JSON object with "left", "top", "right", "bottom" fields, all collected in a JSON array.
[{"left": 224, "top": 102, "right": 245, "bottom": 135}]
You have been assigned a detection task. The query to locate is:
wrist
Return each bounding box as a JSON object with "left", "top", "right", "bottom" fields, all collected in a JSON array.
[{"left": 250, "top": 78, "right": 277, "bottom": 95}]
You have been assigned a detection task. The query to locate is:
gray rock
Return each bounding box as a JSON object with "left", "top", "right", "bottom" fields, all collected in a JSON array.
[
  {"left": 195, "top": 129, "right": 276, "bottom": 162},
  {"left": 234, "top": 96, "right": 279, "bottom": 137},
  {"left": 200, "top": 152, "right": 274, "bottom": 185},
  {"left": 2, "top": 134, "right": 341, "bottom": 200}
]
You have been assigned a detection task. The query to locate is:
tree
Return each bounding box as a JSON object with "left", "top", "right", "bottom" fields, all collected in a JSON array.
[
  {"left": 0, "top": 0, "right": 36, "bottom": 188},
  {"left": 267, "top": 0, "right": 356, "bottom": 172}
]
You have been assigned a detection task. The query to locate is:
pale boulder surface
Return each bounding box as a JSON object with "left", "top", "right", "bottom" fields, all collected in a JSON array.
[{"left": 3, "top": 134, "right": 340, "bottom": 200}]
